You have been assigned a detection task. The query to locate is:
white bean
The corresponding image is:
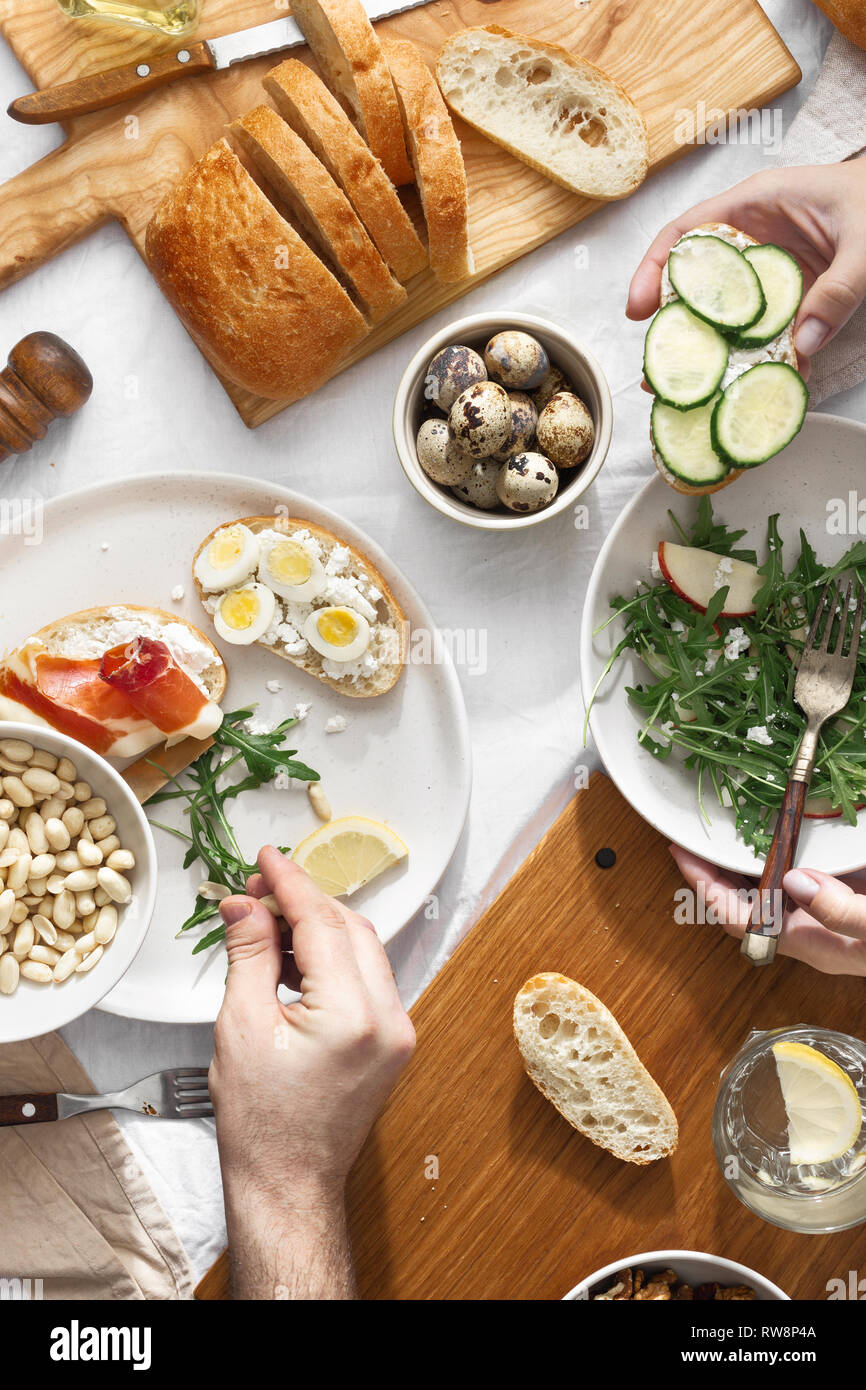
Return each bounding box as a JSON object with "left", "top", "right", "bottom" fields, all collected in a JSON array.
[
  {"left": 73, "top": 780, "right": 92, "bottom": 802},
  {"left": 21, "top": 768, "right": 60, "bottom": 797},
  {"left": 0, "top": 738, "right": 33, "bottom": 762},
  {"left": 61, "top": 807, "right": 84, "bottom": 838},
  {"left": 0, "top": 822, "right": 8, "bottom": 853},
  {"left": 55, "top": 780, "right": 76, "bottom": 801},
  {"left": 93, "top": 887, "right": 111, "bottom": 907},
  {"left": 12, "top": 920, "right": 35, "bottom": 959},
  {"left": 44, "top": 817, "right": 70, "bottom": 852},
  {"left": 96, "top": 867, "right": 132, "bottom": 904},
  {"left": 45, "top": 874, "right": 67, "bottom": 895},
  {"left": 54, "top": 930, "right": 77, "bottom": 950},
  {"left": 29, "top": 748, "right": 58, "bottom": 772},
  {"left": 53, "top": 947, "right": 82, "bottom": 982},
  {"left": 88, "top": 815, "right": 116, "bottom": 842},
  {"left": 81, "top": 910, "right": 99, "bottom": 933},
  {"left": 55, "top": 757, "right": 77, "bottom": 783},
  {"left": 29, "top": 944, "right": 60, "bottom": 967},
  {"left": 307, "top": 782, "right": 332, "bottom": 822},
  {"left": 55, "top": 850, "right": 82, "bottom": 873},
  {"left": 29, "top": 853, "right": 55, "bottom": 880},
  {"left": 80, "top": 796, "right": 106, "bottom": 819},
  {"left": 95, "top": 905, "right": 118, "bottom": 944},
  {"left": 75, "top": 946, "right": 103, "bottom": 974},
  {"left": 53, "top": 890, "right": 76, "bottom": 931},
  {"left": 0, "top": 848, "right": 19, "bottom": 870},
  {"left": 7, "top": 827, "right": 27, "bottom": 852},
  {"left": 1, "top": 776, "right": 33, "bottom": 808},
  {"left": 20, "top": 960, "right": 52, "bottom": 983},
  {"left": 0, "top": 954, "right": 20, "bottom": 994},
  {"left": 75, "top": 893, "right": 96, "bottom": 917},
  {"left": 39, "top": 797, "right": 65, "bottom": 822},
  {"left": 27, "top": 878, "right": 48, "bottom": 899},
  {"left": 106, "top": 849, "right": 135, "bottom": 872},
  {"left": 76, "top": 839, "right": 103, "bottom": 868},
  {"left": 10, "top": 902, "right": 27, "bottom": 925},
  {"left": 24, "top": 812, "right": 48, "bottom": 854},
  {"left": 0, "top": 799, "right": 14, "bottom": 822},
  {"left": 95, "top": 835, "right": 120, "bottom": 857},
  {"left": 0, "top": 888, "right": 15, "bottom": 934},
  {"left": 63, "top": 868, "right": 99, "bottom": 893},
  {"left": 74, "top": 930, "right": 97, "bottom": 955},
  {"left": 7, "top": 853, "right": 31, "bottom": 891},
  {"left": 32, "top": 914, "right": 57, "bottom": 946}
]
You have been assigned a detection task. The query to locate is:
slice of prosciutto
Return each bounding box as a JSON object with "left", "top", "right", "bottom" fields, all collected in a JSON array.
[{"left": 99, "top": 638, "right": 222, "bottom": 746}]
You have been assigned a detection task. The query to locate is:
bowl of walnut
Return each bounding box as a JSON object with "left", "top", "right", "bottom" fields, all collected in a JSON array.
[{"left": 563, "top": 1251, "right": 789, "bottom": 1301}]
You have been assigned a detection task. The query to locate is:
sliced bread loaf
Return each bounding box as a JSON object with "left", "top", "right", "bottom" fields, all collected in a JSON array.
[
  {"left": 231, "top": 106, "right": 406, "bottom": 324},
  {"left": 264, "top": 59, "right": 427, "bottom": 283},
  {"left": 145, "top": 139, "right": 369, "bottom": 401},
  {"left": 436, "top": 26, "right": 649, "bottom": 201},
  {"left": 513, "top": 973, "right": 678, "bottom": 1164},
  {"left": 290, "top": 0, "right": 413, "bottom": 187},
  {"left": 382, "top": 38, "right": 474, "bottom": 285}
]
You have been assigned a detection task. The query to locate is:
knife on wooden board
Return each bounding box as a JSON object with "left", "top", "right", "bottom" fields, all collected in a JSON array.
[{"left": 8, "top": 0, "right": 432, "bottom": 126}]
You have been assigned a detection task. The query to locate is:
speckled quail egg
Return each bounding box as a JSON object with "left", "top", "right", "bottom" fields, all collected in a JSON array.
[
  {"left": 449, "top": 381, "right": 510, "bottom": 458},
  {"left": 492, "top": 391, "right": 538, "bottom": 463},
  {"left": 451, "top": 458, "right": 502, "bottom": 510},
  {"left": 415, "top": 418, "right": 474, "bottom": 486},
  {"left": 484, "top": 331, "right": 550, "bottom": 391},
  {"left": 536, "top": 391, "right": 595, "bottom": 469},
  {"left": 496, "top": 453, "right": 559, "bottom": 513},
  {"left": 533, "top": 363, "right": 576, "bottom": 412},
  {"left": 424, "top": 344, "right": 488, "bottom": 413}
]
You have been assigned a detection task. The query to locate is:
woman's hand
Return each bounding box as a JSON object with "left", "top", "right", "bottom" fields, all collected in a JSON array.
[
  {"left": 671, "top": 844, "right": 866, "bottom": 975},
  {"left": 627, "top": 160, "right": 866, "bottom": 380}
]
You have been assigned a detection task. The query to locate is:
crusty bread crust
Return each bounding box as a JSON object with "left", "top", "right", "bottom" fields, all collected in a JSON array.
[
  {"left": 812, "top": 0, "right": 866, "bottom": 47},
  {"left": 231, "top": 106, "right": 406, "bottom": 324},
  {"left": 5, "top": 604, "right": 228, "bottom": 704},
  {"left": 383, "top": 38, "right": 474, "bottom": 285},
  {"left": 192, "top": 517, "right": 408, "bottom": 699},
  {"left": 436, "top": 25, "right": 649, "bottom": 201},
  {"left": 289, "top": 0, "right": 413, "bottom": 187},
  {"left": 145, "top": 139, "right": 369, "bottom": 402},
  {"left": 514, "top": 972, "right": 678, "bottom": 1165},
  {"left": 264, "top": 59, "right": 428, "bottom": 283},
  {"left": 653, "top": 222, "right": 799, "bottom": 497}
]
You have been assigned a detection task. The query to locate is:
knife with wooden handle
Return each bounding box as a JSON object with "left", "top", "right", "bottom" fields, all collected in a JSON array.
[{"left": 8, "top": 1, "right": 430, "bottom": 125}]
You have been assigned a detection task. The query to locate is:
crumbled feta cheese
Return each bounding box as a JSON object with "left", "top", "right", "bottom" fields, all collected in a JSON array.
[
  {"left": 265, "top": 679, "right": 282, "bottom": 694},
  {"left": 324, "top": 715, "right": 348, "bottom": 734},
  {"left": 100, "top": 541, "right": 110, "bottom": 552},
  {"left": 745, "top": 665, "right": 759, "bottom": 681},
  {"left": 292, "top": 702, "right": 312, "bottom": 721},
  {"left": 746, "top": 725, "right": 773, "bottom": 746},
  {"left": 724, "top": 626, "right": 750, "bottom": 661},
  {"left": 322, "top": 651, "right": 380, "bottom": 684},
  {"left": 326, "top": 544, "right": 350, "bottom": 576},
  {"left": 713, "top": 555, "right": 733, "bottom": 590},
  {"left": 671, "top": 619, "right": 686, "bottom": 635},
  {"left": 171, "top": 584, "right": 185, "bottom": 602},
  {"left": 660, "top": 720, "right": 676, "bottom": 739},
  {"left": 705, "top": 649, "right": 720, "bottom": 672},
  {"left": 245, "top": 714, "right": 276, "bottom": 735}
]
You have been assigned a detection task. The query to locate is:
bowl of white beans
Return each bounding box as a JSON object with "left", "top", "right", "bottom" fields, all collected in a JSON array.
[{"left": 0, "top": 722, "right": 157, "bottom": 1043}]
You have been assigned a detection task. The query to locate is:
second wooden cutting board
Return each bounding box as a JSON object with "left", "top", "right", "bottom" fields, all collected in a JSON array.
[{"left": 196, "top": 773, "right": 865, "bottom": 1300}]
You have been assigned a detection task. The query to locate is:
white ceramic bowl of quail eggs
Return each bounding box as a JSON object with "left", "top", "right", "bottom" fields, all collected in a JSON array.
[{"left": 393, "top": 312, "right": 613, "bottom": 530}]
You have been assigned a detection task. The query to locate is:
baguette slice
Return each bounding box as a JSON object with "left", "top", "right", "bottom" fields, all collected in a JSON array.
[
  {"left": 264, "top": 59, "right": 427, "bottom": 283},
  {"left": 513, "top": 973, "right": 678, "bottom": 1164},
  {"left": 145, "top": 139, "right": 369, "bottom": 402},
  {"left": 0, "top": 605, "right": 227, "bottom": 759},
  {"left": 436, "top": 26, "right": 649, "bottom": 201},
  {"left": 653, "top": 222, "right": 799, "bottom": 497},
  {"left": 382, "top": 38, "right": 474, "bottom": 285},
  {"left": 231, "top": 106, "right": 406, "bottom": 325},
  {"left": 290, "top": 0, "right": 413, "bottom": 187},
  {"left": 193, "top": 517, "right": 408, "bottom": 699}
]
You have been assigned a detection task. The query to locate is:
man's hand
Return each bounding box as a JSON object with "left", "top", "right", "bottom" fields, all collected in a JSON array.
[
  {"left": 627, "top": 160, "right": 866, "bottom": 380},
  {"left": 671, "top": 844, "right": 866, "bottom": 976},
  {"left": 209, "top": 845, "right": 416, "bottom": 1299}
]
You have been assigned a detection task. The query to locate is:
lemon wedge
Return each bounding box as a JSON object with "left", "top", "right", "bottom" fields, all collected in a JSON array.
[
  {"left": 772, "top": 1041, "right": 863, "bottom": 1166},
  {"left": 291, "top": 816, "right": 408, "bottom": 897}
]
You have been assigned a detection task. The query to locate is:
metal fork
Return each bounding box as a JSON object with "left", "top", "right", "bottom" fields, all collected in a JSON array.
[
  {"left": 0, "top": 1068, "right": 212, "bottom": 1126},
  {"left": 742, "top": 578, "right": 864, "bottom": 966}
]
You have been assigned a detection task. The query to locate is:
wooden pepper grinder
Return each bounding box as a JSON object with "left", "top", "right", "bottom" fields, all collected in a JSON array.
[{"left": 0, "top": 332, "right": 93, "bottom": 464}]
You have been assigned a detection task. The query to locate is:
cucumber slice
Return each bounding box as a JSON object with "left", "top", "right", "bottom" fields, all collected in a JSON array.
[
  {"left": 667, "top": 234, "right": 766, "bottom": 331},
  {"left": 711, "top": 363, "right": 808, "bottom": 467},
  {"left": 651, "top": 394, "right": 729, "bottom": 485},
  {"left": 734, "top": 244, "right": 804, "bottom": 347},
  {"left": 644, "top": 302, "right": 729, "bottom": 409}
]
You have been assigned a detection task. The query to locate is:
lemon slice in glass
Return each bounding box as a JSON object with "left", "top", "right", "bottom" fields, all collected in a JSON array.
[
  {"left": 291, "top": 816, "right": 408, "bottom": 897},
  {"left": 772, "top": 1041, "right": 863, "bottom": 1166}
]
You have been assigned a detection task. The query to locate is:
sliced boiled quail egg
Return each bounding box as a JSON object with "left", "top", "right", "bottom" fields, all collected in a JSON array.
[
  {"left": 303, "top": 606, "right": 370, "bottom": 663},
  {"left": 259, "top": 537, "right": 326, "bottom": 603},
  {"left": 195, "top": 525, "right": 259, "bottom": 591},
  {"left": 214, "top": 584, "right": 276, "bottom": 646}
]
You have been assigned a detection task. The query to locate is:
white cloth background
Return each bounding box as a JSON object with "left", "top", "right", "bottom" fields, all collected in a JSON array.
[{"left": 0, "top": 0, "right": 863, "bottom": 1288}]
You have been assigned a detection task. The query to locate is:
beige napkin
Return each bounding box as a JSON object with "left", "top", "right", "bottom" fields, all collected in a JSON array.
[
  {"left": 0, "top": 1032, "right": 192, "bottom": 1300},
  {"left": 780, "top": 31, "right": 866, "bottom": 404}
]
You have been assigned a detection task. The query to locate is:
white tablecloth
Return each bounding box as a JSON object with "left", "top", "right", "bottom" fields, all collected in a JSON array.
[{"left": 0, "top": 0, "right": 862, "bottom": 1288}]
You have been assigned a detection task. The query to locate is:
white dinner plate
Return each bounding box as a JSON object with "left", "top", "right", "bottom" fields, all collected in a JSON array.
[
  {"left": 0, "top": 473, "right": 471, "bottom": 1023},
  {"left": 581, "top": 413, "right": 866, "bottom": 878}
]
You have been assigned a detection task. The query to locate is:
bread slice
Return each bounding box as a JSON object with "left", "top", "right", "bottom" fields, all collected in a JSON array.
[
  {"left": 192, "top": 517, "right": 408, "bottom": 699},
  {"left": 289, "top": 0, "right": 413, "bottom": 187},
  {"left": 654, "top": 222, "right": 799, "bottom": 497},
  {"left": 231, "top": 106, "right": 406, "bottom": 325},
  {"left": 0, "top": 605, "right": 227, "bottom": 758},
  {"left": 436, "top": 25, "right": 649, "bottom": 201},
  {"left": 513, "top": 973, "right": 678, "bottom": 1164},
  {"left": 382, "top": 38, "right": 474, "bottom": 285},
  {"left": 264, "top": 59, "right": 427, "bottom": 283},
  {"left": 145, "top": 138, "right": 369, "bottom": 402}
]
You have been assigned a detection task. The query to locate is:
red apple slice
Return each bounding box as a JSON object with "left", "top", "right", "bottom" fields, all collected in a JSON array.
[{"left": 658, "top": 541, "right": 761, "bottom": 617}]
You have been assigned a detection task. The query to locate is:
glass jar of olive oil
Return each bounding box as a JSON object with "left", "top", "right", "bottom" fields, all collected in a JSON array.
[{"left": 56, "top": 0, "right": 200, "bottom": 39}]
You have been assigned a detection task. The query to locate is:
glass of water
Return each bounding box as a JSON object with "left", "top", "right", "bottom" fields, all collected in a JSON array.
[{"left": 713, "top": 1025, "right": 866, "bottom": 1234}]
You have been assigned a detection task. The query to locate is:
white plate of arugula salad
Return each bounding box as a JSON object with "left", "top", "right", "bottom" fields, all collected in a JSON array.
[
  {"left": 0, "top": 472, "right": 471, "bottom": 1023},
  {"left": 582, "top": 413, "right": 866, "bottom": 878}
]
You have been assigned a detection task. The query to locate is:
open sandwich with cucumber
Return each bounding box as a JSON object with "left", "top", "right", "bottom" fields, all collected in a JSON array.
[{"left": 644, "top": 223, "right": 807, "bottom": 495}]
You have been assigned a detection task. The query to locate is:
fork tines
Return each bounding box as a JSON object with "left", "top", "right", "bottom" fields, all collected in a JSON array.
[
  {"left": 807, "top": 578, "right": 864, "bottom": 658},
  {"left": 172, "top": 1067, "right": 213, "bottom": 1118}
]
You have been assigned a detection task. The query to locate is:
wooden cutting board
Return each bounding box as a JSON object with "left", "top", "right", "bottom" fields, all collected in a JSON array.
[
  {"left": 0, "top": 0, "right": 799, "bottom": 427},
  {"left": 195, "top": 773, "right": 866, "bottom": 1301}
]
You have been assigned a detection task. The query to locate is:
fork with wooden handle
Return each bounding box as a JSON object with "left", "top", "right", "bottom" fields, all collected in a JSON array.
[
  {"left": 742, "top": 578, "right": 864, "bottom": 966},
  {"left": 0, "top": 1067, "right": 212, "bottom": 1126}
]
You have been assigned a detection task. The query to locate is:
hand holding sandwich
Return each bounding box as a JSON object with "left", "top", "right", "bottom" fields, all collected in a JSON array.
[
  {"left": 627, "top": 158, "right": 866, "bottom": 379},
  {"left": 209, "top": 846, "right": 415, "bottom": 1300}
]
